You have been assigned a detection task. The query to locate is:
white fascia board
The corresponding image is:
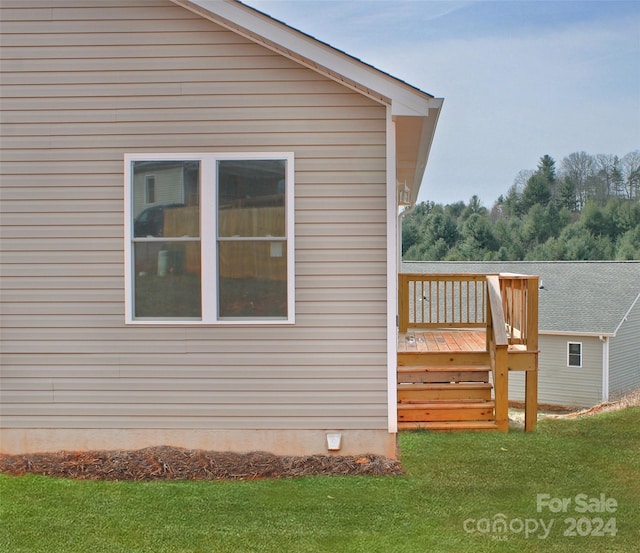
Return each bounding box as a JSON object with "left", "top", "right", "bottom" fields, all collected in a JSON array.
[
  {"left": 392, "top": 96, "right": 443, "bottom": 118},
  {"left": 541, "top": 330, "right": 615, "bottom": 338},
  {"left": 173, "top": 0, "right": 442, "bottom": 117}
]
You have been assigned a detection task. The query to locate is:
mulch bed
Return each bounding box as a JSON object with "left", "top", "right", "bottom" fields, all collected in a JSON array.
[{"left": 0, "top": 446, "right": 403, "bottom": 481}]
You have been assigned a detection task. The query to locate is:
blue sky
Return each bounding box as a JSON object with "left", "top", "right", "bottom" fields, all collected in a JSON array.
[{"left": 243, "top": 0, "right": 640, "bottom": 206}]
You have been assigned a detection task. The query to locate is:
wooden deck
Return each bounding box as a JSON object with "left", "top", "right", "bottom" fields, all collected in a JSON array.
[
  {"left": 398, "top": 329, "right": 486, "bottom": 353},
  {"left": 397, "top": 273, "right": 539, "bottom": 432}
]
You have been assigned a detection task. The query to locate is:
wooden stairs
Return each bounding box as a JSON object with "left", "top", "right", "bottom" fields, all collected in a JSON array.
[{"left": 397, "top": 351, "right": 500, "bottom": 431}]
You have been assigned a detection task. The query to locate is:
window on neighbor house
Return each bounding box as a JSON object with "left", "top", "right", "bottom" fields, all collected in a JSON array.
[
  {"left": 567, "top": 342, "right": 582, "bottom": 367},
  {"left": 125, "top": 154, "right": 294, "bottom": 324},
  {"left": 144, "top": 175, "right": 156, "bottom": 204}
]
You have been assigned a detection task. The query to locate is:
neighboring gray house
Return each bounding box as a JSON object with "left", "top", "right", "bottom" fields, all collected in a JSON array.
[
  {"left": 403, "top": 261, "right": 640, "bottom": 407},
  {"left": 0, "top": 1, "right": 443, "bottom": 456}
]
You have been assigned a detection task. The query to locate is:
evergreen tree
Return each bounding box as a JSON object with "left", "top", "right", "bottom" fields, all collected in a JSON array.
[
  {"left": 502, "top": 184, "right": 524, "bottom": 218},
  {"left": 611, "top": 157, "right": 625, "bottom": 197},
  {"left": 615, "top": 226, "right": 640, "bottom": 259},
  {"left": 401, "top": 149, "right": 638, "bottom": 262},
  {"left": 521, "top": 173, "right": 552, "bottom": 212},
  {"left": 556, "top": 177, "right": 577, "bottom": 212},
  {"left": 537, "top": 154, "right": 557, "bottom": 184}
]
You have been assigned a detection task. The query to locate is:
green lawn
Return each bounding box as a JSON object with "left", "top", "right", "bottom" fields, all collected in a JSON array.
[{"left": 2, "top": 408, "right": 639, "bottom": 553}]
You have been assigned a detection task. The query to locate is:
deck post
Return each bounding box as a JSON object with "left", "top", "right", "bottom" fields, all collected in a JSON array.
[
  {"left": 524, "top": 368, "right": 538, "bottom": 432},
  {"left": 524, "top": 277, "right": 539, "bottom": 432},
  {"left": 398, "top": 274, "right": 408, "bottom": 333},
  {"left": 494, "top": 345, "right": 509, "bottom": 432}
]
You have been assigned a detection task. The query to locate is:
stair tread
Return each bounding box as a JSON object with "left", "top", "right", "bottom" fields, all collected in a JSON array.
[
  {"left": 398, "top": 400, "right": 495, "bottom": 410},
  {"left": 398, "top": 365, "right": 490, "bottom": 372},
  {"left": 397, "top": 382, "right": 492, "bottom": 389}
]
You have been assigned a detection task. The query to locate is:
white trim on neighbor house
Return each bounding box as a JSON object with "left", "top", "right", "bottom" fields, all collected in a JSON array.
[
  {"left": 541, "top": 330, "right": 616, "bottom": 338},
  {"left": 124, "top": 152, "right": 295, "bottom": 325},
  {"left": 386, "top": 107, "right": 398, "bottom": 434},
  {"left": 567, "top": 341, "right": 583, "bottom": 368},
  {"left": 613, "top": 292, "right": 640, "bottom": 336}
]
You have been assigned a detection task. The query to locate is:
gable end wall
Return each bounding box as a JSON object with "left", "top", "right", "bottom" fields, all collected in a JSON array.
[
  {"left": 0, "top": 0, "right": 394, "bottom": 456},
  {"left": 609, "top": 301, "right": 640, "bottom": 400}
]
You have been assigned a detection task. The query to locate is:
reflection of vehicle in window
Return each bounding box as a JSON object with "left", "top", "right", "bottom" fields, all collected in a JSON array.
[{"left": 134, "top": 204, "right": 184, "bottom": 237}]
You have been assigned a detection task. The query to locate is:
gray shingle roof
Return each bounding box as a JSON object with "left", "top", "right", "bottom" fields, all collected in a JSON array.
[{"left": 401, "top": 261, "right": 640, "bottom": 336}]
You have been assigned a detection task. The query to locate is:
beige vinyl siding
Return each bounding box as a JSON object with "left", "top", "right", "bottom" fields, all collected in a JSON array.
[
  {"left": 509, "top": 335, "right": 603, "bottom": 407},
  {"left": 0, "top": 1, "right": 389, "bottom": 434},
  {"left": 609, "top": 301, "right": 640, "bottom": 400}
]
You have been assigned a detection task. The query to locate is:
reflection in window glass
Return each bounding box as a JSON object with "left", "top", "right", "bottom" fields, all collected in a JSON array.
[
  {"left": 132, "top": 160, "right": 201, "bottom": 319},
  {"left": 145, "top": 175, "right": 156, "bottom": 204},
  {"left": 217, "top": 159, "right": 287, "bottom": 319},
  {"left": 218, "top": 159, "right": 285, "bottom": 237},
  {"left": 218, "top": 241, "right": 287, "bottom": 318},
  {"left": 132, "top": 160, "right": 200, "bottom": 238},
  {"left": 134, "top": 242, "right": 202, "bottom": 318}
]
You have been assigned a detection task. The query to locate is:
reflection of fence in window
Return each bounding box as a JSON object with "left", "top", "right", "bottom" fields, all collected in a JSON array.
[
  {"left": 406, "top": 276, "right": 487, "bottom": 327},
  {"left": 218, "top": 206, "right": 286, "bottom": 281},
  {"left": 162, "top": 206, "right": 200, "bottom": 274}
]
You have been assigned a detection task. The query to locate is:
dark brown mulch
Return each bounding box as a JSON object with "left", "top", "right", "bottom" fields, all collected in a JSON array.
[{"left": 0, "top": 446, "right": 403, "bottom": 481}]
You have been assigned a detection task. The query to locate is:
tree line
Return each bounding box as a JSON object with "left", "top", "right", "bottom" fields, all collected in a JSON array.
[{"left": 403, "top": 150, "right": 640, "bottom": 261}]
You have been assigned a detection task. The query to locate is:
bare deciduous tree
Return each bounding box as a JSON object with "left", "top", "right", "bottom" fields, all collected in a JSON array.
[
  {"left": 560, "top": 151, "right": 596, "bottom": 209},
  {"left": 621, "top": 150, "right": 640, "bottom": 200}
]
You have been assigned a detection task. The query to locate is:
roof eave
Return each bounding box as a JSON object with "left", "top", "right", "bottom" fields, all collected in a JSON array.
[
  {"left": 172, "top": 0, "right": 441, "bottom": 115},
  {"left": 540, "top": 330, "right": 615, "bottom": 338},
  {"left": 395, "top": 101, "right": 443, "bottom": 202},
  {"left": 172, "top": 0, "right": 443, "bottom": 200}
]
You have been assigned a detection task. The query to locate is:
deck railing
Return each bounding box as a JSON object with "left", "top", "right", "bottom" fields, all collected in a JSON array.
[
  {"left": 398, "top": 273, "right": 539, "bottom": 431},
  {"left": 498, "top": 274, "right": 539, "bottom": 352},
  {"left": 398, "top": 274, "right": 487, "bottom": 330},
  {"left": 398, "top": 273, "right": 538, "bottom": 351}
]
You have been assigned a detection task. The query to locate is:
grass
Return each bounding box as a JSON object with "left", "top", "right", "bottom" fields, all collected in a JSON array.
[{"left": 2, "top": 408, "right": 639, "bottom": 553}]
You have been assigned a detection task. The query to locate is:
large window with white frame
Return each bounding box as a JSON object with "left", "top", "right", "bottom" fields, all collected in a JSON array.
[
  {"left": 124, "top": 153, "right": 294, "bottom": 324},
  {"left": 567, "top": 342, "right": 582, "bottom": 367}
]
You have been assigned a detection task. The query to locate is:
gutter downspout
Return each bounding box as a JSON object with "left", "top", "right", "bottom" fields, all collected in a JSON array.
[{"left": 600, "top": 335, "right": 610, "bottom": 402}]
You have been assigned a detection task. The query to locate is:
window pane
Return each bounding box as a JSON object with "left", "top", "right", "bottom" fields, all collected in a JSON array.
[
  {"left": 134, "top": 241, "right": 201, "bottom": 318},
  {"left": 133, "top": 161, "right": 200, "bottom": 237},
  {"left": 218, "top": 241, "right": 287, "bottom": 318},
  {"left": 218, "top": 159, "right": 285, "bottom": 237}
]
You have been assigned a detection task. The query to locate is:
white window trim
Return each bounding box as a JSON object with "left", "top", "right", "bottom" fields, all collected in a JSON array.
[
  {"left": 567, "top": 341, "right": 582, "bottom": 368},
  {"left": 124, "top": 152, "right": 295, "bottom": 325}
]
